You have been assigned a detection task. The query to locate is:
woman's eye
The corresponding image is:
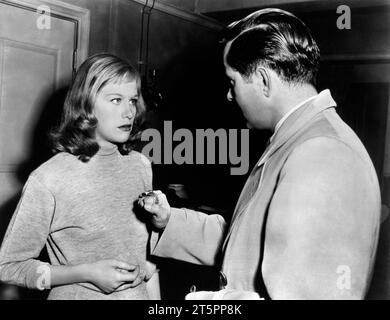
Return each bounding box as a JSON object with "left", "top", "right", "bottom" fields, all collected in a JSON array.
[
  {"left": 111, "top": 98, "right": 121, "bottom": 104},
  {"left": 129, "top": 99, "right": 138, "bottom": 106}
]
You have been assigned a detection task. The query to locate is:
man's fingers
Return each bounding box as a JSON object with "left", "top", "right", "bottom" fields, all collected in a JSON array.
[
  {"left": 138, "top": 190, "right": 169, "bottom": 212},
  {"left": 144, "top": 203, "right": 152, "bottom": 212},
  {"left": 143, "top": 196, "right": 157, "bottom": 206},
  {"left": 143, "top": 201, "right": 159, "bottom": 214},
  {"left": 143, "top": 199, "right": 163, "bottom": 215},
  {"left": 157, "top": 193, "right": 168, "bottom": 204}
]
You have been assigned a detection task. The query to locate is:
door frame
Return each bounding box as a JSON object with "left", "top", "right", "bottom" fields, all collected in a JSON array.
[
  {"left": 0, "top": 0, "right": 90, "bottom": 173},
  {"left": 0, "top": 0, "right": 90, "bottom": 73}
]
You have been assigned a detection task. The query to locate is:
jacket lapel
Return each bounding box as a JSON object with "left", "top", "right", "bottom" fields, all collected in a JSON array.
[
  {"left": 258, "top": 90, "right": 337, "bottom": 167},
  {"left": 222, "top": 90, "right": 337, "bottom": 250},
  {"left": 231, "top": 162, "right": 265, "bottom": 219}
]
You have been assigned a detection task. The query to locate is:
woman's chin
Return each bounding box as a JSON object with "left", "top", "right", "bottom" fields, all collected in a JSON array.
[{"left": 116, "top": 131, "right": 132, "bottom": 142}]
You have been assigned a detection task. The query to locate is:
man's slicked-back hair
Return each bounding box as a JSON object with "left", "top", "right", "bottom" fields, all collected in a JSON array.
[{"left": 221, "top": 8, "right": 320, "bottom": 86}]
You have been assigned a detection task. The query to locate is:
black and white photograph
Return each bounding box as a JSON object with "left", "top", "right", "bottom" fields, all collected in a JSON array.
[{"left": 0, "top": 0, "right": 389, "bottom": 308}]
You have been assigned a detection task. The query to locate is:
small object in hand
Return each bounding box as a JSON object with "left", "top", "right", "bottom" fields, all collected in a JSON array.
[{"left": 139, "top": 190, "right": 159, "bottom": 204}]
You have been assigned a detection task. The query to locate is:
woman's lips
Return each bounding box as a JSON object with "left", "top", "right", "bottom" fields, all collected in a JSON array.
[{"left": 118, "top": 124, "right": 132, "bottom": 131}]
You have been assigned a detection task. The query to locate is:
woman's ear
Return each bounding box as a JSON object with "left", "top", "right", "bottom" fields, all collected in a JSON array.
[{"left": 255, "top": 67, "right": 271, "bottom": 97}]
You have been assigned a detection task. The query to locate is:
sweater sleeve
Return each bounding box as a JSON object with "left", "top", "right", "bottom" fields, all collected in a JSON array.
[
  {"left": 0, "top": 175, "right": 54, "bottom": 290},
  {"left": 137, "top": 152, "right": 158, "bottom": 279},
  {"left": 139, "top": 152, "right": 153, "bottom": 191}
]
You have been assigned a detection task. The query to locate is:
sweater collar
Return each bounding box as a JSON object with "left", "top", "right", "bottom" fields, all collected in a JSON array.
[{"left": 96, "top": 144, "right": 118, "bottom": 156}]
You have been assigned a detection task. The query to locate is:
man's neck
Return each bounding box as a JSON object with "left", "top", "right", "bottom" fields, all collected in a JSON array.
[{"left": 272, "top": 84, "right": 318, "bottom": 128}]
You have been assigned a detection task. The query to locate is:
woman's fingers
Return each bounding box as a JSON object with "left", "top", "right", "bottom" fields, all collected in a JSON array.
[
  {"left": 126, "top": 274, "right": 143, "bottom": 288},
  {"left": 115, "top": 274, "right": 143, "bottom": 291},
  {"left": 116, "top": 265, "right": 140, "bottom": 282},
  {"left": 111, "top": 260, "right": 135, "bottom": 271}
]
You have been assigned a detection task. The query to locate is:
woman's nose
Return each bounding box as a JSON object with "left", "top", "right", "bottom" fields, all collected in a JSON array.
[{"left": 123, "top": 102, "right": 136, "bottom": 119}]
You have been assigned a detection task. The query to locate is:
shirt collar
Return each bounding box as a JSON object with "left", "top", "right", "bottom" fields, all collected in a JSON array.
[
  {"left": 257, "top": 89, "right": 335, "bottom": 167},
  {"left": 270, "top": 94, "right": 318, "bottom": 143}
]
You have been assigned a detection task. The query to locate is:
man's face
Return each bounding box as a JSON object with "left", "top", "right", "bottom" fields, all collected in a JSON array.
[{"left": 223, "top": 43, "right": 273, "bottom": 130}]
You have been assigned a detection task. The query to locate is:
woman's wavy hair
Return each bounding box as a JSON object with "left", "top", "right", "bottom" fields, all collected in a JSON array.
[{"left": 51, "top": 53, "right": 146, "bottom": 162}]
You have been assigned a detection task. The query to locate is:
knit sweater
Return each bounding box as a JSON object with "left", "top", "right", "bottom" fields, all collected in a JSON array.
[{"left": 0, "top": 145, "right": 156, "bottom": 299}]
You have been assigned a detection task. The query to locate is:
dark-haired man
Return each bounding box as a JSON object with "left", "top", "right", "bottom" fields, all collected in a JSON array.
[{"left": 140, "top": 8, "right": 381, "bottom": 299}]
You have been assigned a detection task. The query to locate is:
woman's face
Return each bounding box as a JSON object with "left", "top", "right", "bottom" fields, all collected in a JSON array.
[{"left": 93, "top": 79, "right": 138, "bottom": 148}]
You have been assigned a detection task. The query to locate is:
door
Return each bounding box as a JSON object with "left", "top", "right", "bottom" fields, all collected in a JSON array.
[{"left": 0, "top": 0, "right": 84, "bottom": 240}]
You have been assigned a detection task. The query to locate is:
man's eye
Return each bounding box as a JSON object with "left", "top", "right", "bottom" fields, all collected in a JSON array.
[{"left": 111, "top": 98, "right": 121, "bottom": 104}]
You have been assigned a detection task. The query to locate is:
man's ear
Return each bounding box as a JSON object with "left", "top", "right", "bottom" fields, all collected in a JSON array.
[{"left": 254, "top": 67, "right": 271, "bottom": 97}]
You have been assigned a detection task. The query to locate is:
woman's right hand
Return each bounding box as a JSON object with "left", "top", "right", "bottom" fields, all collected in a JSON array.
[{"left": 87, "top": 259, "right": 142, "bottom": 294}]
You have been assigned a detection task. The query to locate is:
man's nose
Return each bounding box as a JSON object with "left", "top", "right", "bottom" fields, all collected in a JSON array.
[{"left": 227, "top": 88, "right": 233, "bottom": 102}]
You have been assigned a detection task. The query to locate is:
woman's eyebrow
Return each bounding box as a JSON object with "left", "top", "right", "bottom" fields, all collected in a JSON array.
[{"left": 104, "top": 92, "right": 123, "bottom": 97}]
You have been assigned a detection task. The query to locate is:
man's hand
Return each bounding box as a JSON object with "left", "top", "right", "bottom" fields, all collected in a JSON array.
[
  {"left": 138, "top": 190, "right": 171, "bottom": 229},
  {"left": 87, "top": 260, "right": 142, "bottom": 294}
]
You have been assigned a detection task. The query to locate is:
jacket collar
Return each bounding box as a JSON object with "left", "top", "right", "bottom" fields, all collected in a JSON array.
[{"left": 257, "top": 89, "right": 337, "bottom": 167}]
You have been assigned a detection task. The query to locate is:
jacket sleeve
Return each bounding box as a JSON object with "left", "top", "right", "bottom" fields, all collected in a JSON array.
[
  {"left": 0, "top": 175, "right": 54, "bottom": 290},
  {"left": 262, "top": 137, "right": 381, "bottom": 299},
  {"left": 151, "top": 208, "right": 227, "bottom": 266}
]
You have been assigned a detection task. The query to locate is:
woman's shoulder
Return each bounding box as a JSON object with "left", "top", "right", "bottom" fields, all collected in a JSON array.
[
  {"left": 123, "top": 150, "right": 151, "bottom": 169},
  {"left": 30, "top": 152, "right": 79, "bottom": 185},
  {"left": 123, "top": 151, "right": 152, "bottom": 187}
]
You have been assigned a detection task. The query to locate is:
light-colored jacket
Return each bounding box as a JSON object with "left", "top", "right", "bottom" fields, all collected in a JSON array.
[{"left": 153, "top": 90, "right": 381, "bottom": 299}]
